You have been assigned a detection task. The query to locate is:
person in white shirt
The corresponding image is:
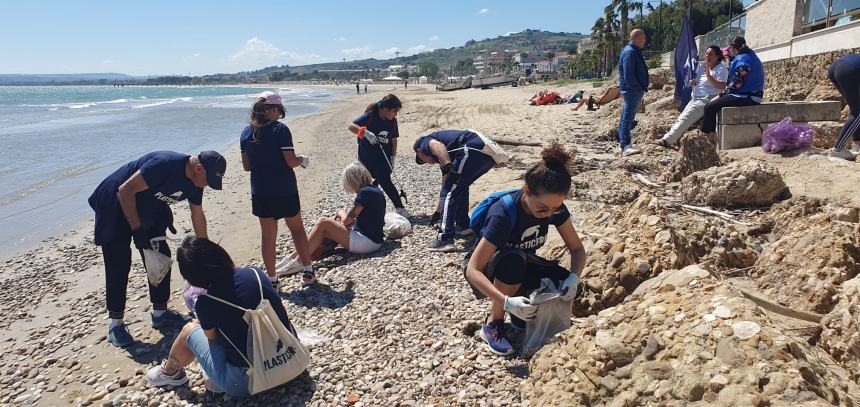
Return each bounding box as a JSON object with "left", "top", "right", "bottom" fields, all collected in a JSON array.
[{"left": 655, "top": 45, "right": 729, "bottom": 148}]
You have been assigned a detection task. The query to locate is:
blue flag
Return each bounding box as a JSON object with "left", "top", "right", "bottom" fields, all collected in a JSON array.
[{"left": 674, "top": 16, "right": 698, "bottom": 111}]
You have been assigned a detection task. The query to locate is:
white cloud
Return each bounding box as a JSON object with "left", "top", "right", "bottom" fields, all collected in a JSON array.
[
  {"left": 341, "top": 46, "right": 374, "bottom": 59},
  {"left": 428, "top": 35, "right": 440, "bottom": 41},
  {"left": 408, "top": 44, "right": 433, "bottom": 54},
  {"left": 334, "top": 37, "right": 347, "bottom": 42},
  {"left": 478, "top": 8, "right": 489, "bottom": 14},
  {"left": 192, "top": 53, "right": 201, "bottom": 57},
  {"left": 504, "top": 31, "right": 520, "bottom": 36},
  {"left": 228, "top": 37, "right": 321, "bottom": 69},
  {"left": 385, "top": 47, "right": 401, "bottom": 55}
]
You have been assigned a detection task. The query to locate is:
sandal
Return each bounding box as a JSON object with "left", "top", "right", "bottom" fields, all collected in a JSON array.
[{"left": 652, "top": 138, "right": 673, "bottom": 149}]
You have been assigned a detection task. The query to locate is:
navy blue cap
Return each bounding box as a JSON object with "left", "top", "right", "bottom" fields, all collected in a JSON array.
[
  {"left": 198, "top": 150, "right": 226, "bottom": 190},
  {"left": 413, "top": 137, "right": 425, "bottom": 164}
]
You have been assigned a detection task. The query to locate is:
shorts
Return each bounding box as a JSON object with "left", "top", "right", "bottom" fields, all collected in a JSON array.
[
  {"left": 186, "top": 326, "right": 251, "bottom": 397},
  {"left": 464, "top": 247, "right": 569, "bottom": 299},
  {"left": 252, "top": 194, "right": 300, "bottom": 220},
  {"left": 348, "top": 228, "right": 383, "bottom": 254}
]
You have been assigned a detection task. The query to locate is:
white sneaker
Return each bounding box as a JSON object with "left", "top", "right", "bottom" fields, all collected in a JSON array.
[
  {"left": 621, "top": 145, "right": 642, "bottom": 157},
  {"left": 275, "top": 255, "right": 291, "bottom": 269},
  {"left": 828, "top": 148, "right": 856, "bottom": 161},
  {"left": 276, "top": 258, "right": 303, "bottom": 276},
  {"left": 146, "top": 362, "right": 189, "bottom": 387},
  {"left": 395, "top": 207, "right": 413, "bottom": 218},
  {"left": 850, "top": 142, "right": 860, "bottom": 154}
]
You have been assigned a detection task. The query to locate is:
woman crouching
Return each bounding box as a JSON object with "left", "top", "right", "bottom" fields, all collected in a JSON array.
[{"left": 465, "top": 143, "right": 586, "bottom": 356}]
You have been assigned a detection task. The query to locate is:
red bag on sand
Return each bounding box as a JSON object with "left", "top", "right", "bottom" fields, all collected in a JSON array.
[{"left": 761, "top": 117, "right": 813, "bottom": 153}]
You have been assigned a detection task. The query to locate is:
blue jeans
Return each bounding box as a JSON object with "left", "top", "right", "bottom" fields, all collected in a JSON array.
[
  {"left": 618, "top": 90, "right": 644, "bottom": 149},
  {"left": 186, "top": 326, "right": 251, "bottom": 397}
]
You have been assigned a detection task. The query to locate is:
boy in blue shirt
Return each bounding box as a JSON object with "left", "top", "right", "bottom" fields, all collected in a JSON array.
[{"left": 88, "top": 150, "right": 226, "bottom": 347}]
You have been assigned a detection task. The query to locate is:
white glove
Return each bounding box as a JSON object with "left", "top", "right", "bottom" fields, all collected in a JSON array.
[
  {"left": 559, "top": 273, "right": 580, "bottom": 301},
  {"left": 504, "top": 296, "right": 538, "bottom": 321},
  {"left": 363, "top": 129, "right": 379, "bottom": 145},
  {"left": 298, "top": 155, "right": 309, "bottom": 168}
]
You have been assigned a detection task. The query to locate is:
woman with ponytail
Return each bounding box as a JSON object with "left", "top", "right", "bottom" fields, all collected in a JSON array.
[
  {"left": 240, "top": 91, "right": 315, "bottom": 287},
  {"left": 464, "top": 143, "right": 586, "bottom": 356},
  {"left": 347, "top": 94, "right": 411, "bottom": 218}
]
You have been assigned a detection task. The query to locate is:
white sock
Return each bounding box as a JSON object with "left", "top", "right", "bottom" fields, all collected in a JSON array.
[
  {"left": 269, "top": 274, "right": 278, "bottom": 282},
  {"left": 302, "top": 265, "right": 313, "bottom": 273},
  {"left": 152, "top": 309, "right": 166, "bottom": 318},
  {"left": 110, "top": 318, "right": 124, "bottom": 329}
]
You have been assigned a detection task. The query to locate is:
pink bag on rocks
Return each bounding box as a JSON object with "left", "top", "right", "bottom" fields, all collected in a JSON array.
[
  {"left": 761, "top": 116, "right": 813, "bottom": 153},
  {"left": 183, "top": 282, "right": 207, "bottom": 313}
]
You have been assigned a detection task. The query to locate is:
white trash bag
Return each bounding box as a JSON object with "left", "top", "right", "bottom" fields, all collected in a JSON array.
[
  {"left": 383, "top": 212, "right": 412, "bottom": 240},
  {"left": 522, "top": 277, "right": 573, "bottom": 356},
  {"left": 142, "top": 236, "right": 173, "bottom": 286}
]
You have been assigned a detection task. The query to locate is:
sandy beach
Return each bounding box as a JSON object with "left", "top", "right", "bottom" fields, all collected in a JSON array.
[{"left": 2, "top": 78, "right": 860, "bottom": 406}]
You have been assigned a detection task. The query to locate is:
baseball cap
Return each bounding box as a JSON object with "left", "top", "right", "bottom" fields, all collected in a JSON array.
[
  {"left": 729, "top": 36, "right": 746, "bottom": 49},
  {"left": 198, "top": 150, "right": 226, "bottom": 190},
  {"left": 413, "top": 138, "right": 425, "bottom": 164},
  {"left": 257, "top": 91, "right": 283, "bottom": 106}
]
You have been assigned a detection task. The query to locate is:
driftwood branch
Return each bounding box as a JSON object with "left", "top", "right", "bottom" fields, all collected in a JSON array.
[
  {"left": 739, "top": 288, "right": 823, "bottom": 324},
  {"left": 679, "top": 204, "right": 752, "bottom": 226},
  {"left": 493, "top": 137, "right": 542, "bottom": 147},
  {"left": 632, "top": 173, "right": 662, "bottom": 188}
]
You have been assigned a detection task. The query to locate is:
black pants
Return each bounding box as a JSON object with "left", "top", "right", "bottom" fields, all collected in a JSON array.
[
  {"left": 364, "top": 161, "right": 404, "bottom": 209},
  {"left": 701, "top": 94, "right": 760, "bottom": 133},
  {"left": 829, "top": 59, "right": 860, "bottom": 149},
  {"left": 465, "top": 248, "right": 569, "bottom": 299},
  {"left": 102, "top": 214, "right": 171, "bottom": 320}
]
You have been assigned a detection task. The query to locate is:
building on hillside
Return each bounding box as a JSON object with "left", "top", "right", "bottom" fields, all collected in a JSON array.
[
  {"left": 578, "top": 37, "right": 598, "bottom": 54},
  {"left": 695, "top": 0, "right": 860, "bottom": 62},
  {"left": 515, "top": 51, "right": 552, "bottom": 64},
  {"left": 473, "top": 51, "right": 514, "bottom": 71},
  {"left": 386, "top": 64, "right": 419, "bottom": 76},
  {"left": 552, "top": 52, "right": 574, "bottom": 71}
]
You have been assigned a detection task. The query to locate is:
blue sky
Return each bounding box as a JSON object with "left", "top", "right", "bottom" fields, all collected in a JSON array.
[{"left": 0, "top": 0, "right": 612, "bottom": 76}]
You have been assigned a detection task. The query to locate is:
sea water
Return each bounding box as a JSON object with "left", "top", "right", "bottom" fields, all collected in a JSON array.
[{"left": 0, "top": 85, "right": 349, "bottom": 256}]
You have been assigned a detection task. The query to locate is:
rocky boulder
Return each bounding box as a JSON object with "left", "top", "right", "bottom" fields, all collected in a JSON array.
[
  {"left": 667, "top": 131, "right": 721, "bottom": 181},
  {"left": 682, "top": 159, "right": 787, "bottom": 208},
  {"left": 522, "top": 265, "right": 860, "bottom": 406}
]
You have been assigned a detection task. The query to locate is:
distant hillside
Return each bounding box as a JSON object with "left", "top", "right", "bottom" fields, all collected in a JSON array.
[
  {"left": 0, "top": 73, "right": 138, "bottom": 85},
  {"left": 245, "top": 29, "right": 586, "bottom": 78}
]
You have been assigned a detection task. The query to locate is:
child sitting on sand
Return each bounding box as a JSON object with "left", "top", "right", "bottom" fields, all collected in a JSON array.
[
  {"left": 463, "top": 143, "right": 586, "bottom": 356},
  {"left": 279, "top": 163, "right": 387, "bottom": 273}
]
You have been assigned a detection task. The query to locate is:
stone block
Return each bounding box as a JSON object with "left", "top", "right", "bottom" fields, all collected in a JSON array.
[
  {"left": 719, "top": 101, "right": 841, "bottom": 125},
  {"left": 718, "top": 123, "right": 770, "bottom": 150}
]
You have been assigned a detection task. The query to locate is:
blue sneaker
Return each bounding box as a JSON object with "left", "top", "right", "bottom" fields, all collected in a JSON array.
[
  {"left": 479, "top": 319, "right": 513, "bottom": 356},
  {"left": 107, "top": 324, "right": 135, "bottom": 348},
  {"left": 151, "top": 310, "right": 192, "bottom": 329}
]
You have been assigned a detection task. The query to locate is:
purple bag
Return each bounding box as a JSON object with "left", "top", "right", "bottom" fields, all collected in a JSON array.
[
  {"left": 183, "top": 282, "right": 207, "bottom": 313},
  {"left": 761, "top": 116, "right": 814, "bottom": 153}
]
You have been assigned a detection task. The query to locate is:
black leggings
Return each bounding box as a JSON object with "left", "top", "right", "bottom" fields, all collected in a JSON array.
[
  {"left": 829, "top": 59, "right": 860, "bottom": 149},
  {"left": 364, "top": 162, "right": 404, "bottom": 209},
  {"left": 701, "top": 94, "right": 760, "bottom": 133},
  {"left": 465, "top": 248, "right": 570, "bottom": 299}
]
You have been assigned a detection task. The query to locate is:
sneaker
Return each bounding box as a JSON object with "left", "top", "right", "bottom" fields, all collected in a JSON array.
[
  {"left": 301, "top": 270, "right": 316, "bottom": 286},
  {"left": 151, "top": 310, "right": 192, "bottom": 329},
  {"left": 276, "top": 258, "right": 303, "bottom": 276},
  {"left": 146, "top": 362, "right": 189, "bottom": 387},
  {"left": 454, "top": 226, "right": 475, "bottom": 237},
  {"left": 850, "top": 142, "right": 860, "bottom": 154},
  {"left": 271, "top": 278, "right": 280, "bottom": 291},
  {"left": 828, "top": 148, "right": 856, "bottom": 161},
  {"left": 621, "top": 144, "right": 642, "bottom": 157},
  {"left": 107, "top": 324, "right": 135, "bottom": 348},
  {"left": 479, "top": 319, "right": 513, "bottom": 356},
  {"left": 508, "top": 315, "right": 526, "bottom": 332},
  {"left": 426, "top": 237, "right": 457, "bottom": 252},
  {"left": 395, "top": 207, "right": 413, "bottom": 218}
]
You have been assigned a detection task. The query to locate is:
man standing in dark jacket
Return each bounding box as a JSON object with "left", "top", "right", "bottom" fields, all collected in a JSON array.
[{"left": 617, "top": 29, "right": 649, "bottom": 157}]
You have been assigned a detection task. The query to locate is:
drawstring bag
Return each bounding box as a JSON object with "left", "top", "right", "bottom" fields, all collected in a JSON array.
[
  {"left": 205, "top": 270, "right": 310, "bottom": 395},
  {"left": 448, "top": 130, "right": 511, "bottom": 164},
  {"left": 522, "top": 278, "right": 573, "bottom": 356},
  {"left": 383, "top": 212, "right": 412, "bottom": 239},
  {"left": 142, "top": 237, "right": 172, "bottom": 286}
]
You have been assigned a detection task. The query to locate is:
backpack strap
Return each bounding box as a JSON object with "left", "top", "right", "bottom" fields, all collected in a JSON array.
[
  {"left": 216, "top": 327, "right": 253, "bottom": 369},
  {"left": 500, "top": 193, "right": 518, "bottom": 234}
]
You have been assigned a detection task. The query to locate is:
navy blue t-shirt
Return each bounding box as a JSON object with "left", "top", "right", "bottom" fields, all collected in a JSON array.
[
  {"left": 480, "top": 190, "right": 570, "bottom": 252},
  {"left": 416, "top": 130, "right": 479, "bottom": 158},
  {"left": 353, "top": 112, "right": 398, "bottom": 168},
  {"left": 837, "top": 54, "right": 860, "bottom": 70},
  {"left": 240, "top": 122, "right": 298, "bottom": 196},
  {"left": 88, "top": 151, "right": 204, "bottom": 245},
  {"left": 353, "top": 185, "right": 386, "bottom": 244},
  {"left": 195, "top": 267, "right": 294, "bottom": 368}
]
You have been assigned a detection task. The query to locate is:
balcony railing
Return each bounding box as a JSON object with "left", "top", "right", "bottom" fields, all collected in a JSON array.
[
  {"left": 700, "top": 13, "right": 747, "bottom": 57},
  {"left": 802, "top": 0, "right": 860, "bottom": 32}
]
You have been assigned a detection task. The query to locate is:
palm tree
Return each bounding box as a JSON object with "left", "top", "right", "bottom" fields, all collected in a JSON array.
[{"left": 610, "top": 0, "right": 631, "bottom": 39}]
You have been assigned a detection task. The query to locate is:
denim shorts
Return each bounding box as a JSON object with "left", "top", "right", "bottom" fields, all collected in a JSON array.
[{"left": 186, "top": 326, "right": 251, "bottom": 397}]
